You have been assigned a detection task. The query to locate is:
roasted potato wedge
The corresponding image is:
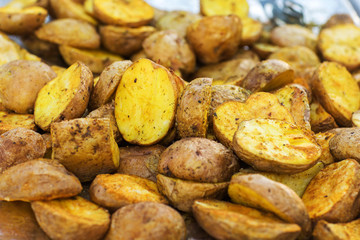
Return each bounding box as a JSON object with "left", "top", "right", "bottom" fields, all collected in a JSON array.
[
  {"left": 302, "top": 159, "right": 360, "bottom": 223},
  {"left": 323, "top": 13, "right": 354, "bottom": 29},
  {"left": 50, "top": 0, "right": 97, "bottom": 25},
  {"left": 233, "top": 118, "right": 321, "bottom": 174},
  {"left": 200, "top": 0, "right": 249, "bottom": 19},
  {"left": 0, "top": 158, "right": 82, "bottom": 201},
  {"left": 252, "top": 42, "right": 281, "bottom": 59},
  {"left": 315, "top": 132, "right": 335, "bottom": 165},
  {"left": 105, "top": 202, "right": 186, "bottom": 240},
  {"left": 31, "top": 196, "right": 110, "bottom": 240},
  {"left": 34, "top": 61, "right": 93, "bottom": 131},
  {"left": 313, "top": 219, "right": 360, "bottom": 240},
  {"left": 329, "top": 127, "right": 360, "bottom": 162},
  {"left": 352, "top": 110, "right": 360, "bottom": 127},
  {"left": 310, "top": 99, "right": 338, "bottom": 133},
  {"left": 0, "top": 112, "right": 36, "bottom": 134}
]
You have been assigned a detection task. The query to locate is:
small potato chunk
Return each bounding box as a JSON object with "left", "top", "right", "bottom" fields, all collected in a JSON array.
[
  {"left": 187, "top": 15, "right": 242, "bottom": 64},
  {"left": 100, "top": 25, "right": 156, "bottom": 56},
  {"left": 105, "top": 202, "right": 186, "bottom": 240},
  {"left": 310, "top": 99, "right": 338, "bottom": 133},
  {"left": 59, "top": 45, "right": 123, "bottom": 74},
  {"left": 0, "top": 159, "right": 82, "bottom": 201},
  {"left": 252, "top": 42, "right": 281, "bottom": 59},
  {"left": 51, "top": 118, "right": 120, "bottom": 182},
  {"left": 156, "top": 174, "right": 228, "bottom": 212},
  {"left": 318, "top": 24, "right": 360, "bottom": 70},
  {"left": 233, "top": 118, "right": 321, "bottom": 174},
  {"left": 313, "top": 219, "right": 360, "bottom": 240},
  {"left": 193, "top": 199, "right": 301, "bottom": 240},
  {"left": 228, "top": 174, "right": 311, "bottom": 238},
  {"left": 200, "top": 0, "right": 249, "bottom": 19},
  {"left": 312, "top": 61, "right": 360, "bottom": 126},
  {"left": 0, "top": 128, "right": 46, "bottom": 173},
  {"left": 117, "top": 145, "right": 165, "bottom": 182},
  {"left": 143, "top": 30, "right": 196, "bottom": 75},
  {"left": 302, "top": 159, "right": 360, "bottom": 223},
  {"left": 0, "top": 6, "right": 47, "bottom": 35},
  {"left": 213, "top": 92, "right": 294, "bottom": 148},
  {"left": 114, "top": 59, "right": 179, "bottom": 145},
  {"left": 315, "top": 132, "right": 335, "bottom": 165},
  {"left": 241, "top": 59, "right": 294, "bottom": 92},
  {"left": 323, "top": 14, "right": 354, "bottom": 29},
  {"left": 34, "top": 61, "right": 93, "bottom": 131},
  {"left": 329, "top": 128, "right": 360, "bottom": 162},
  {"left": 0, "top": 201, "right": 49, "bottom": 240},
  {"left": 35, "top": 18, "right": 100, "bottom": 49},
  {"left": 50, "top": 0, "right": 97, "bottom": 25},
  {"left": 0, "top": 60, "right": 56, "bottom": 113},
  {"left": 90, "top": 174, "right": 168, "bottom": 211},
  {"left": 93, "top": 0, "right": 154, "bottom": 27},
  {"left": 31, "top": 196, "right": 110, "bottom": 240},
  {"left": 0, "top": 112, "right": 36, "bottom": 134}
]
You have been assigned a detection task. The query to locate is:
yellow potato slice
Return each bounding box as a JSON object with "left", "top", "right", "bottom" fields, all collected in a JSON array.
[
  {"left": 213, "top": 92, "right": 294, "bottom": 148},
  {"left": 31, "top": 196, "right": 110, "bottom": 240},
  {"left": 0, "top": 111, "right": 36, "bottom": 134},
  {"left": 50, "top": 0, "right": 97, "bottom": 25},
  {"left": 302, "top": 159, "right": 360, "bottom": 223},
  {"left": 312, "top": 61, "right": 360, "bottom": 126},
  {"left": 193, "top": 199, "right": 301, "bottom": 240},
  {"left": 114, "top": 59, "right": 178, "bottom": 145},
  {"left": 200, "top": 0, "right": 249, "bottom": 19},
  {"left": 310, "top": 99, "right": 338, "bottom": 133},
  {"left": 93, "top": 0, "right": 154, "bottom": 27},
  {"left": 318, "top": 24, "right": 360, "bottom": 70},
  {"left": 313, "top": 219, "right": 360, "bottom": 240},
  {"left": 233, "top": 118, "right": 321, "bottom": 174}
]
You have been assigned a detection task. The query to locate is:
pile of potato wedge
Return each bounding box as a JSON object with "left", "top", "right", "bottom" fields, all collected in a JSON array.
[{"left": 1, "top": 0, "right": 360, "bottom": 239}]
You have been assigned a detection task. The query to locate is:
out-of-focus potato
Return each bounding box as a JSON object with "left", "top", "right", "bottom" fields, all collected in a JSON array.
[
  {"left": 252, "top": 42, "right": 281, "bottom": 59},
  {"left": 182, "top": 213, "right": 214, "bottom": 240},
  {"left": 156, "top": 174, "right": 228, "bottom": 212},
  {"left": 143, "top": 30, "right": 196, "bottom": 75},
  {"left": 0, "top": 158, "right": 82, "bottom": 201},
  {"left": 315, "top": 132, "right": 335, "bottom": 165},
  {"left": 241, "top": 17, "right": 263, "bottom": 46},
  {"left": 114, "top": 59, "right": 179, "bottom": 145},
  {"left": 329, "top": 128, "right": 360, "bottom": 162},
  {"left": 200, "top": 0, "right": 249, "bottom": 19},
  {"left": 4, "top": 0, "right": 49, "bottom": 9},
  {"left": 100, "top": 25, "right": 156, "bottom": 56},
  {"left": 0, "top": 112, "right": 36, "bottom": 134},
  {"left": 352, "top": 69, "right": 360, "bottom": 87},
  {"left": 274, "top": 84, "right": 311, "bottom": 129},
  {"left": 187, "top": 15, "right": 242, "bottom": 64},
  {"left": 213, "top": 92, "right": 294, "bottom": 148},
  {"left": 51, "top": 65, "right": 66, "bottom": 76},
  {"left": 241, "top": 59, "right": 294, "bottom": 92},
  {"left": 0, "top": 201, "right": 49, "bottom": 240},
  {"left": 0, "top": 60, "right": 56, "bottom": 113},
  {"left": 0, "top": 128, "right": 45, "bottom": 173},
  {"left": 105, "top": 202, "right": 186, "bottom": 240},
  {"left": 50, "top": 0, "right": 97, "bottom": 25},
  {"left": 34, "top": 61, "right": 93, "bottom": 131},
  {"left": 59, "top": 45, "right": 123, "bottom": 74},
  {"left": 323, "top": 13, "right": 354, "bottom": 29},
  {"left": 352, "top": 110, "right": 360, "bottom": 127},
  {"left": 35, "top": 18, "right": 100, "bottom": 49},
  {"left": 117, "top": 145, "right": 165, "bottom": 182},
  {"left": 159, "top": 138, "right": 239, "bottom": 183},
  {"left": 93, "top": 0, "right": 154, "bottom": 27},
  {"left": 130, "top": 50, "right": 147, "bottom": 62},
  {"left": 31, "top": 196, "right": 110, "bottom": 240},
  {"left": 312, "top": 61, "right": 360, "bottom": 126},
  {"left": 90, "top": 174, "right": 168, "bottom": 211},
  {"left": 313, "top": 219, "right": 360, "bottom": 240},
  {"left": 176, "top": 78, "right": 212, "bottom": 138},
  {"left": 310, "top": 99, "right": 338, "bottom": 133},
  {"left": 51, "top": 118, "right": 120, "bottom": 182},
  {"left": 318, "top": 24, "right": 360, "bottom": 70},
  {"left": 302, "top": 159, "right": 360, "bottom": 223},
  {"left": 0, "top": 6, "right": 47, "bottom": 35},
  {"left": 233, "top": 118, "right": 321, "bottom": 174},
  {"left": 192, "top": 199, "right": 301, "bottom": 240}
]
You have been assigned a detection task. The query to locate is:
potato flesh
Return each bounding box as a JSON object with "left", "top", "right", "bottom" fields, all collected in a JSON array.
[
  {"left": 313, "top": 219, "right": 360, "bottom": 240},
  {"left": 200, "top": 0, "right": 249, "bottom": 18},
  {"left": 115, "top": 59, "right": 177, "bottom": 145},
  {"left": 0, "top": 111, "right": 36, "bottom": 134}
]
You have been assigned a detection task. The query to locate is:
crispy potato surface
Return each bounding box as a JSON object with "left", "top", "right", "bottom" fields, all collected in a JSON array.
[
  {"left": 329, "top": 127, "right": 360, "bottom": 162},
  {"left": 313, "top": 219, "right": 360, "bottom": 240},
  {"left": 315, "top": 132, "right": 335, "bottom": 165},
  {"left": 310, "top": 99, "right": 338, "bottom": 133},
  {"left": 50, "top": 0, "right": 97, "bottom": 25},
  {"left": 0, "top": 112, "right": 36, "bottom": 134}
]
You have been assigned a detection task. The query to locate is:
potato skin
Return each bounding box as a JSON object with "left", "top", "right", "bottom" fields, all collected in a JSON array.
[
  {"left": 105, "top": 202, "right": 186, "bottom": 240},
  {"left": 313, "top": 219, "right": 360, "bottom": 240},
  {"left": 329, "top": 128, "right": 360, "bottom": 162}
]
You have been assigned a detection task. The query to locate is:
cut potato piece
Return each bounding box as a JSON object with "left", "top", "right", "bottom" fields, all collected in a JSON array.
[
  {"left": 50, "top": 0, "right": 97, "bottom": 25},
  {"left": 4, "top": 0, "right": 49, "bottom": 9},
  {"left": 31, "top": 196, "right": 110, "bottom": 240},
  {"left": 114, "top": 59, "right": 178, "bottom": 145},
  {"left": 329, "top": 128, "right": 360, "bottom": 162},
  {"left": 233, "top": 118, "right": 321, "bottom": 174},
  {"left": 193, "top": 199, "right": 301, "bottom": 240},
  {"left": 200, "top": 0, "right": 249, "bottom": 18},
  {"left": 318, "top": 24, "right": 360, "bottom": 70},
  {"left": 323, "top": 14, "right": 354, "bottom": 29},
  {"left": 315, "top": 132, "right": 335, "bottom": 165},
  {"left": 90, "top": 174, "right": 168, "bottom": 211},
  {"left": 312, "top": 61, "right": 360, "bottom": 126},
  {"left": 156, "top": 174, "right": 228, "bottom": 212},
  {"left": 241, "top": 59, "right": 294, "bottom": 92},
  {"left": 252, "top": 42, "right": 281, "bottom": 59},
  {"left": 313, "top": 219, "right": 360, "bottom": 240},
  {"left": 310, "top": 99, "right": 338, "bottom": 133},
  {"left": 241, "top": 17, "right": 263, "bottom": 46},
  {"left": 34, "top": 61, "right": 93, "bottom": 131},
  {"left": 228, "top": 174, "right": 311, "bottom": 238},
  {"left": 59, "top": 45, "right": 123, "bottom": 74},
  {"left": 302, "top": 159, "right": 360, "bottom": 223},
  {"left": 35, "top": 18, "right": 100, "bottom": 49},
  {"left": 51, "top": 118, "right": 120, "bottom": 182},
  {"left": 93, "top": 0, "right": 154, "bottom": 27},
  {"left": 0, "top": 112, "right": 36, "bottom": 134},
  {"left": 213, "top": 92, "right": 294, "bottom": 148},
  {"left": 0, "top": 159, "right": 82, "bottom": 201}
]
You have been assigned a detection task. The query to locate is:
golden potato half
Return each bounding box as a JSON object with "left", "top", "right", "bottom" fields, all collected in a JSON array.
[
  {"left": 315, "top": 132, "right": 335, "bottom": 165},
  {"left": 313, "top": 219, "right": 360, "bottom": 240},
  {"left": 241, "top": 17, "right": 263, "bottom": 46},
  {"left": 193, "top": 199, "right": 301, "bottom": 240},
  {"left": 310, "top": 99, "right": 338, "bottom": 133},
  {"left": 31, "top": 196, "right": 110, "bottom": 240},
  {"left": 50, "top": 0, "right": 97, "bottom": 25},
  {"left": 0, "top": 112, "right": 36, "bottom": 134},
  {"left": 329, "top": 128, "right": 360, "bottom": 162},
  {"left": 200, "top": 0, "right": 249, "bottom": 18},
  {"left": 233, "top": 118, "right": 321, "bottom": 174}
]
